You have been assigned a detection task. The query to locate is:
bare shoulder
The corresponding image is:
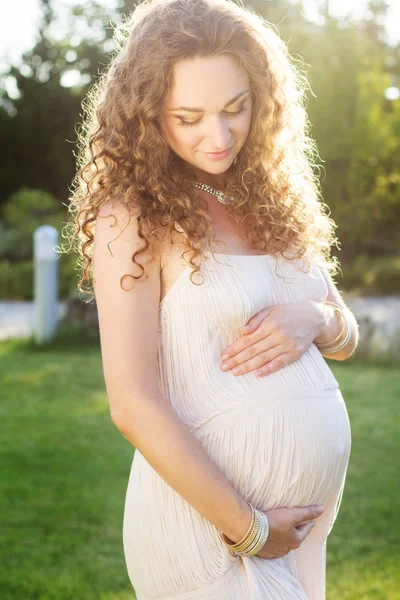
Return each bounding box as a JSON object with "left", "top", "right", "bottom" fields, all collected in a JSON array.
[
  {"left": 94, "top": 198, "right": 160, "bottom": 276},
  {"left": 97, "top": 197, "right": 140, "bottom": 220},
  {"left": 95, "top": 198, "right": 141, "bottom": 243}
]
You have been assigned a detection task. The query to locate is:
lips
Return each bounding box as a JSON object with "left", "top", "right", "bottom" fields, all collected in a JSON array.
[
  {"left": 204, "top": 148, "right": 231, "bottom": 155},
  {"left": 201, "top": 148, "right": 232, "bottom": 161}
]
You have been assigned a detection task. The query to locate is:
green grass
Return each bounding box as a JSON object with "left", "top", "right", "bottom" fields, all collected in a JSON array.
[
  {"left": 1, "top": 330, "right": 399, "bottom": 599},
  {"left": 0, "top": 332, "right": 135, "bottom": 600}
]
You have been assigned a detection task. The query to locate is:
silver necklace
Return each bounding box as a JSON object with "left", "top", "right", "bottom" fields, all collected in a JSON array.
[{"left": 192, "top": 181, "right": 235, "bottom": 205}]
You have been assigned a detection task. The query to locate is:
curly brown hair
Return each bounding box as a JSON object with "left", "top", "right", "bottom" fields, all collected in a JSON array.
[{"left": 62, "top": 0, "right": 340, "bottom": 300}]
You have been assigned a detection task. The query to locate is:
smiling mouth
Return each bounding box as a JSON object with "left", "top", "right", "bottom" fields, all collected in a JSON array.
[{"left": 202, "top": 148, "right": 232, "bottom": 154}]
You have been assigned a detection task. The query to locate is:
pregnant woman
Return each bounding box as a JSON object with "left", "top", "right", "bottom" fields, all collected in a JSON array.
[{"left": 68, "top": 0, "right": 359, "bottom": 598}]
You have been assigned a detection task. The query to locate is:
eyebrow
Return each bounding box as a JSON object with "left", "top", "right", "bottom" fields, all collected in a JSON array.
[{"left": 168, "top": 89, "right": 250, "bottom": 113}]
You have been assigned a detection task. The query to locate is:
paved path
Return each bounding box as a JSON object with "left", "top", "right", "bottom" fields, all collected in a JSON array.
[
  {"left": 345, "top": 296, "right": 400, "bottom": 337},
  {"left": 1, "top": 296, "right": 400, "bottom": 343},
  {"left": 0, "top": 301, "right": 67, "bottom": 341}
]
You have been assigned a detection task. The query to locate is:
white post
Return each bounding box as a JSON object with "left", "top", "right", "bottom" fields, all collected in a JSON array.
[{"left": 33, "top": 225, "right": 59, "bottom": 344}]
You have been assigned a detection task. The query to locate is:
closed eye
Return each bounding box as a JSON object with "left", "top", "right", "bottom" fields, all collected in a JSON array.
[{"left": 177, "top": 105, "right": 247, "bottom": 128}]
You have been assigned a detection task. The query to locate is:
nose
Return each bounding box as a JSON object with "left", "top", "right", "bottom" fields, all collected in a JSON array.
[{"left": 205, "top": 116, "right": 232, "bottom": 152}]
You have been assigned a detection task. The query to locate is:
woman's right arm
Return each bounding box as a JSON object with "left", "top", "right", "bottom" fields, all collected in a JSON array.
[{"left": 92, "top": 198, "right": 252, "bottom": 544}]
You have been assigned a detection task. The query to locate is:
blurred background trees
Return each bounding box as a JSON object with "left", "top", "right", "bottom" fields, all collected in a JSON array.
[{"left": 1, "top": 0, "right": 399, "bottom": 298}]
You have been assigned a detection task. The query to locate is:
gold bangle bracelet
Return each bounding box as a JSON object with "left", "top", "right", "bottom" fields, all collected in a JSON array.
[
  {"left": 221, "top": 502, "right": 270, "bottom": 557},
  {"left": 318, "top": 320, "right": 352, "bottom": 354},
  {"left": 315, "top": 301, "right": 347, "bottom": 349},
  {"left": 221, "top": 502, "right": 255, "bottom": 551},
  {"left": 221, "top": 504, "right": 258, "bottom": 553},
  {"left": 222, "top": 506, "right": 270, "bottom": 557},
  {"left": 235, "top": 511, "right": 270, "bottom": 557}
]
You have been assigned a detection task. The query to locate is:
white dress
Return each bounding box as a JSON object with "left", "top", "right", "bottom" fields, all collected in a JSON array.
[{"left": 122, "top": 249, "right": 352, "bottom": 600}]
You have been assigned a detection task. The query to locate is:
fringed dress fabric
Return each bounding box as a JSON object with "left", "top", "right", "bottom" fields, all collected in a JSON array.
[{"left": 123, "top": 249, "right": 352, "bottom": 600}]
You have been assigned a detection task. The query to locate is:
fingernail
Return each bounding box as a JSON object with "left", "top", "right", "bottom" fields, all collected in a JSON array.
[
  {"left": 221, "top": 354, "right": 229, "bottom": 361},
  {"left": 316, "top": 505, "right": 324, "bottom": 513}
]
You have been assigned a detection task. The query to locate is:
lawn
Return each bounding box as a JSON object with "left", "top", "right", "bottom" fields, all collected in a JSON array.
[{"left": 1, "top": 331, "right": 399, "bottom": 600}]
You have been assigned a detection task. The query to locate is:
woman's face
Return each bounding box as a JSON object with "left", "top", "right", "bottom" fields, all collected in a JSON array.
[{"left": 159, "top": 55, "right": 252, "bottom": 185}]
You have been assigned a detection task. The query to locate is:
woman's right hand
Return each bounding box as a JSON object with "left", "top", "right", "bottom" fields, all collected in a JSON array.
[{"left": 255, "top": 505, "right": 324, "bottom": 559}]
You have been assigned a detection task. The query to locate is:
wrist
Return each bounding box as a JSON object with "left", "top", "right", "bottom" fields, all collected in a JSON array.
[
  {"left": 223, "top": 499, "right": 253, "bottom": 544},
  {"left": 314, "top": 301, "right": 348, "bottom": 348},
  {"left": 307, "top": 300, "right": 327, "bottom": 343}
]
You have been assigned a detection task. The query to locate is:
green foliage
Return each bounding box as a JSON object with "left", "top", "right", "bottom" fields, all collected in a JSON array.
[
  {"left": 274, "top": 12, "right": 400, "bottom": 264},
  {"left": 0, "top": 253, "right": 78, "bottom": 301},
  {"left": 340, "top": 254, "right": 400, "bottom": 295},
  {"left": 0, "top": 0, "right": 126, "bottom": 203},
  {"left": 0, "top": 222, "right": 22, "bottom": 258},
  {"left": 345, "top": 64, "right": 400, "bottom": 256},
  {"left": 0, "top": 260, "right": 33, "bottom": 300},
  {"left": 3, "top": 186, "right": 60, "bottom": 230},
  {"left": 0, "top": 187, "right": 78, "bottom": 299},
  {"left": 1, "top": 187, "right": 63, "bottom": 259}
]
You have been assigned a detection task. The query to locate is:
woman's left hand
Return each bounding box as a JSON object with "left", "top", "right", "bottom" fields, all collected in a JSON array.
[{"left": 220, "top": 300, "right": 324, "bottom": 377}]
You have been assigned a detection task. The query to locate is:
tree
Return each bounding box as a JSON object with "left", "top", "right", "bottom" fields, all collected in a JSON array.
[{"left": 0, "top": 0, "right": 126, "bottom": 206}]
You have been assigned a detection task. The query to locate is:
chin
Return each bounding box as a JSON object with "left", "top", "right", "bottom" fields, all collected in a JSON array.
[{"left": 200, "top": 155, "right": 236, "bottom": 170}]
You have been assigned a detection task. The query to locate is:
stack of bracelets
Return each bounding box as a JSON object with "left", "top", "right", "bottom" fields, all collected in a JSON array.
[
  {"left": 220, "top": 502, "right": 270, "bottom": 557},
  {"left": 314, "top": 301, "right": 352, "bottom": 354}
]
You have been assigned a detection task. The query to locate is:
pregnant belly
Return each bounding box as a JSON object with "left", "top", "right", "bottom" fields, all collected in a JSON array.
[
  {"left": 123, "top": 388, "right": 351, "bottom": 599},
  {"left": 190, "top": 387, "right": 352, "bottom": 512}
]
